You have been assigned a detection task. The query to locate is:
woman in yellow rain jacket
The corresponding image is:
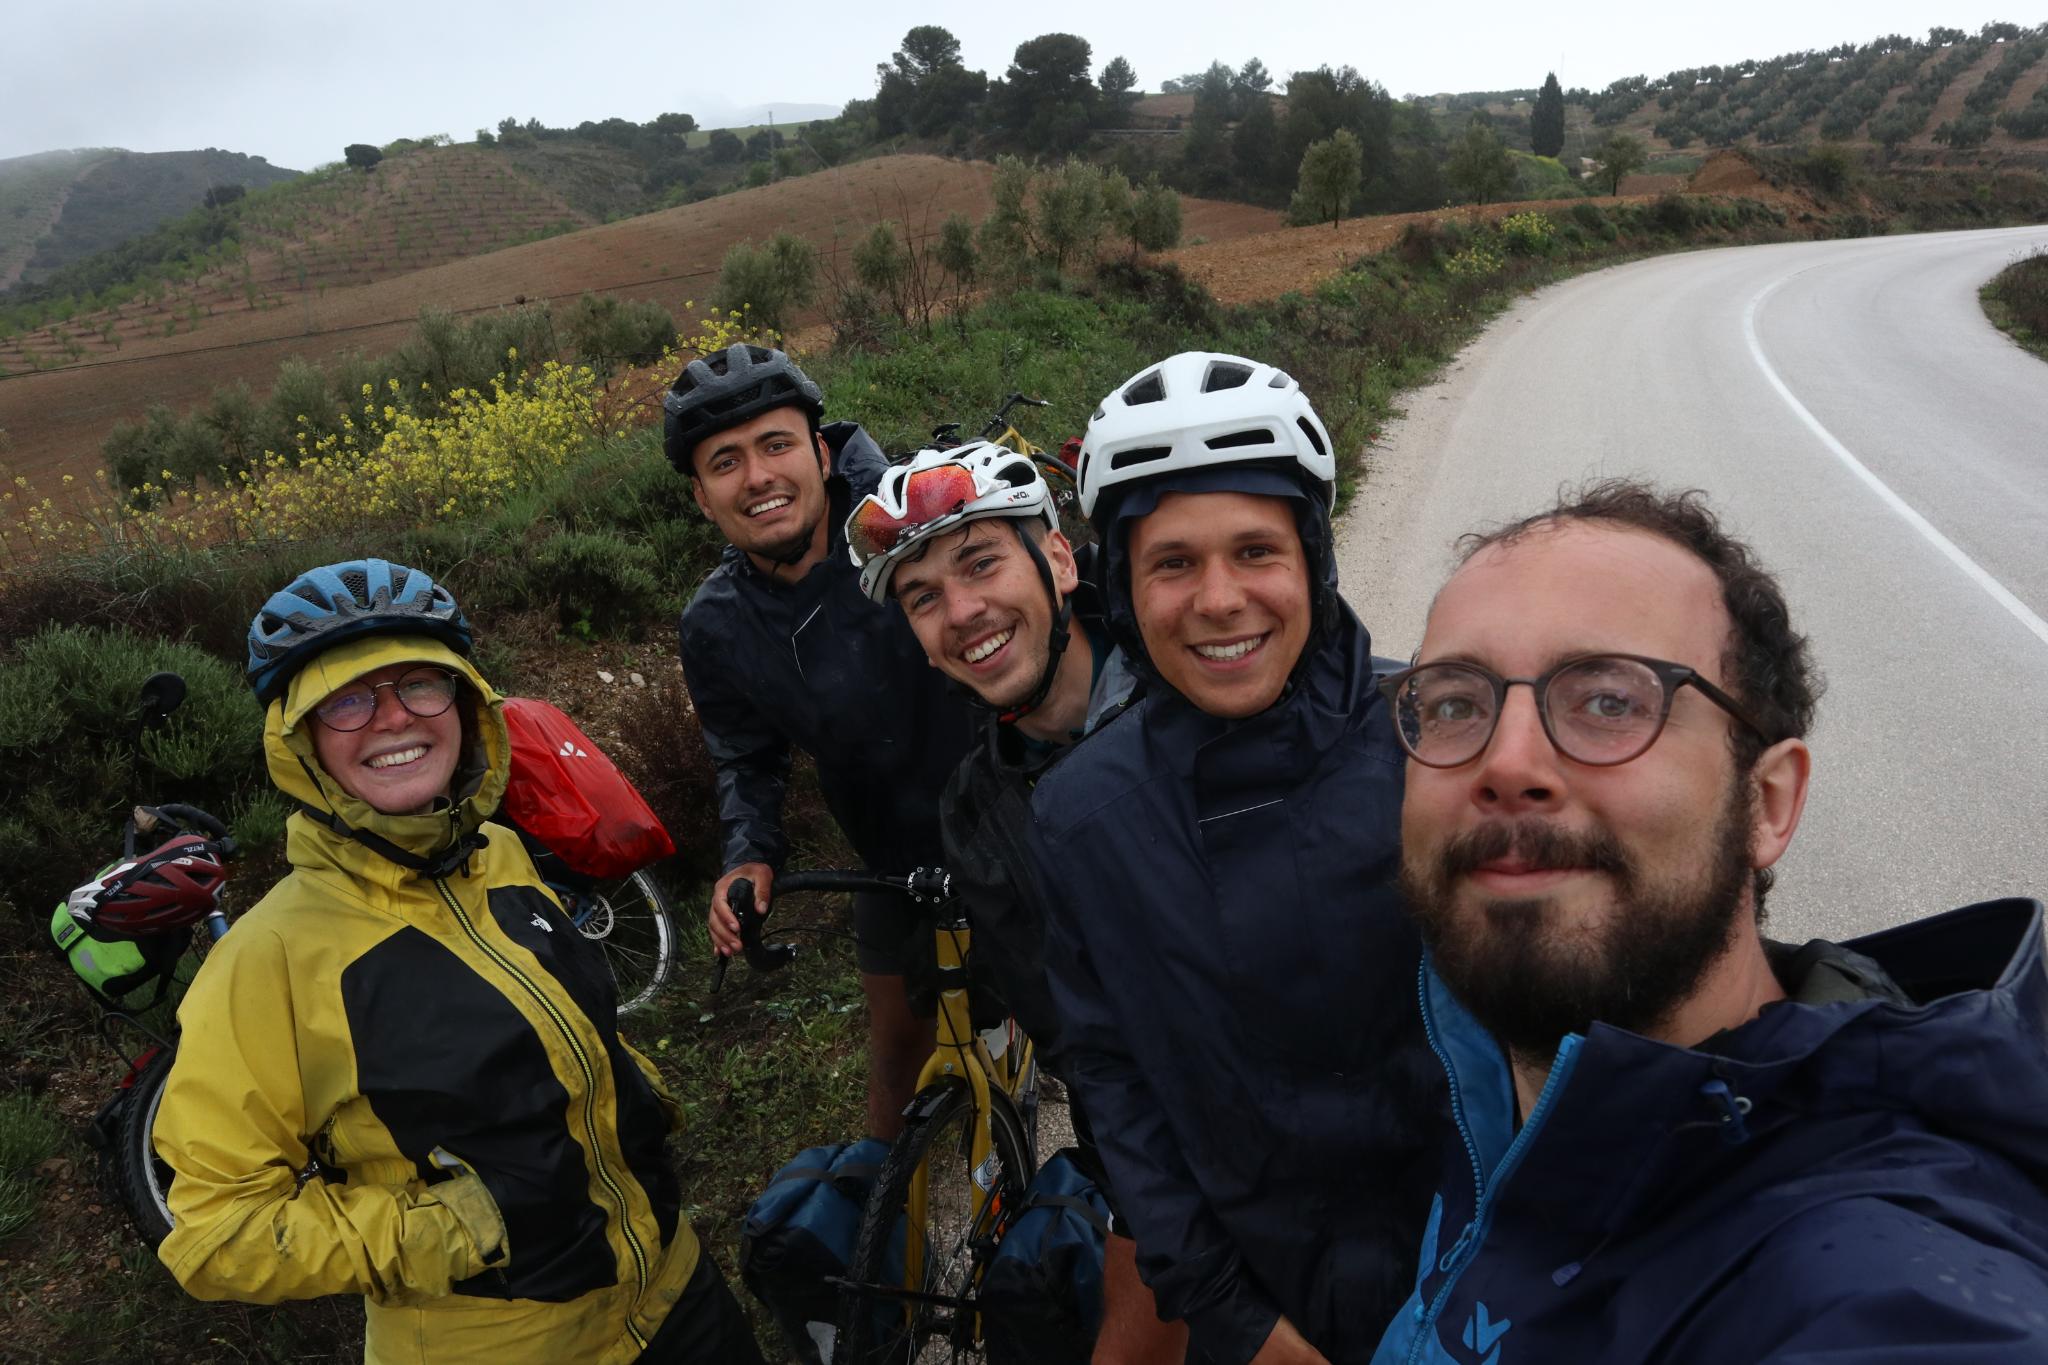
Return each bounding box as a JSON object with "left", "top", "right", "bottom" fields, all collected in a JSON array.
[{"left": 154, "top": 559, "right": 762, "bottom": 1364}]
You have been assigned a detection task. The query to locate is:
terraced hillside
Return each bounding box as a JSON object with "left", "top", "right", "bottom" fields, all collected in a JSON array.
[
  {"left": 1571, "top": 25, "right": 2048, "bottom": 161},
  {"left": 0, "top": 145, "right": 593, "bottom": 375},
  {"left": 0, "top": 150, "right": 119, "bottom": 289},
  {"left": 0, "top": 155, "right": 1282, "bottom": 481}
]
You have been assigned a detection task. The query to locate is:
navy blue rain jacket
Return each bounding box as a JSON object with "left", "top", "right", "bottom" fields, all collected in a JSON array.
[
  {"left": 1374, "top": 897, "right": 2048, "bottom": 1365},
  {"left": 677, "top": 422, "right": 977, "bottom": 876},
  {"left": 1030, "top": 604, "right": 1446, "bottom": 1365}
]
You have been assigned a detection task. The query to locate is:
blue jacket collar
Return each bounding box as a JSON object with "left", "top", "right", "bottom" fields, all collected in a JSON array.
[{"left": 1423, "top": 897, "right": 2048, "bottom": 1259}]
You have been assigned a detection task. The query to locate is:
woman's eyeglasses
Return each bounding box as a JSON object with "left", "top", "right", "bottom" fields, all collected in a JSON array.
[{"left": 312, "top": 667, "right": 460, "bottom": 733}]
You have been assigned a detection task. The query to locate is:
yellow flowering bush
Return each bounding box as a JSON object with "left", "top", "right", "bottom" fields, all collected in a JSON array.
[
  {"left": 3, "top": 305, "right": 791, "bottom": 563},
  {"left": 1444, "top": 243, "right": 1508, "bottom": 279},
  {"left": 1499, "top": 211, "right": 1558, "bottom": 256}
]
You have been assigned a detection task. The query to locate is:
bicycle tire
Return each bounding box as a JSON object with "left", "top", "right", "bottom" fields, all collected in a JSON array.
[
  {"left": 576, "top": 869, "right": 675, "bottom": 1015},
  {"left": 113, "top": 1046, "right": 177, "bottom": 1248},
  {"left": 836, "top": 1077, "right": 1036, "bottom": 1365}
]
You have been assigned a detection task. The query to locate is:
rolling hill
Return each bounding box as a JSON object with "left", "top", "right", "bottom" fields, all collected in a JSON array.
[
  {"left": 0, "top": 154, "right": 1282, "bottom": 482},
  {"left": 0, "top": 148, "right": 297, "bottom": 291}
]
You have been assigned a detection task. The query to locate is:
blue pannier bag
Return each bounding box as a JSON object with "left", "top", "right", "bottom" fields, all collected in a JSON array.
[
  {"left": 739, "top": 1137, "right": 900, "bottom": 1364},
  {"left": 979, "top": 1147, "right": 1111, "bottom": 1365}
]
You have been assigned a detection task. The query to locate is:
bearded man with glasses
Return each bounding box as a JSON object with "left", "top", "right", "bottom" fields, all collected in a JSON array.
[{"left": 1373, "top": 480, "right": 2048, "bottom": 1365}]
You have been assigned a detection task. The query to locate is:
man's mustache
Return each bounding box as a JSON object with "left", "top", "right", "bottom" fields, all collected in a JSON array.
[{"left": 1435, "top": 818, "right": 1633, "bottom": 883}]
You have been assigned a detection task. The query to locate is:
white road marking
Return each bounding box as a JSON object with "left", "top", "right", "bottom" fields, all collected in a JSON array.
[{"left": 1743, "top": 273, "right": 2048, "bottom": 651}]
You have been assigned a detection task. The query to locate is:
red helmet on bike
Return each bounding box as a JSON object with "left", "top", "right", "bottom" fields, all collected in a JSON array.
[{"left": 68, "top": 834, "right": 229, "bottom": 938}]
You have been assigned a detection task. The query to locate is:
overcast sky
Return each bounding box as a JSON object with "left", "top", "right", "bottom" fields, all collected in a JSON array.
[{"left": 3, "top": 1, "right": 2030, "bottom": 171}]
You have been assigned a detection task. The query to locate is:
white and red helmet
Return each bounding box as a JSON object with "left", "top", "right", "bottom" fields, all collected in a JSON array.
[{"left": 845, "top": 442, "right": 1059, "bottom": 602}]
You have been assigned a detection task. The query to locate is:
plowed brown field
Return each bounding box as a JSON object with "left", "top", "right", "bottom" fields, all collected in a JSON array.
[
  {"left": 1165, "top": 152, "right": 1815, "bottom": 307},
  {"left": 0, "top": 155, "right": 1281, "bottom": 482}
]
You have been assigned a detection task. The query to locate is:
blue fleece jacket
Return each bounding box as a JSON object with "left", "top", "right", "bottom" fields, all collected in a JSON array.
[{"left": 1374, "top": 897, "right": 2048, "bottom": 1365}]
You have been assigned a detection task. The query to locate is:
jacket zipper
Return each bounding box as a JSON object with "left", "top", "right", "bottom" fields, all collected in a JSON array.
[
  {"left": 435, "top": 876, "right": 652, "bottom": 1349},
  {"left": 1407, "top": 966, "right": 1583, "bottom": 1365}
]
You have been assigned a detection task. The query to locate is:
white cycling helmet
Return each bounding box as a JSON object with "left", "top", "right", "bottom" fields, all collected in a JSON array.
[
  {"left": 845, "top": 442, "right": 1060, "bottom": 602},
  {"left": 1076, "top": 352, "right": 1336, "bottom": 521}
]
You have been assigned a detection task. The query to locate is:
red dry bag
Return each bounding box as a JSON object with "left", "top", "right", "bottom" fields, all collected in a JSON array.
[{"left": 500, "top": 697, "right": 676, "bottom": 879}]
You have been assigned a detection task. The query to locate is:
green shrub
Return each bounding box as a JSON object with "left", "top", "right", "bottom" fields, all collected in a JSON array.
[
  {"left": 525, "top": 532, "right": 670, "bottom": 637},
  {"left": 0, "top": 625, "right": 261, "bottom": 913},
  {"left": 566, "top": 294, "right": 675, "bottom": 375},
  {"left": 102, "top": 404, "right": 222, "bottom": 503},
  {"left": 1570, "top": 201, "right": 1617, "bottom": 241},
  {"left": 1649, "top": 194, "right": 1700, "bottom": 234},
  {"left": 1396, "top": 218, "right": 1451, "bottom": 267},
  {"left": 710, "top": 232, "right": 818, "bottom": 331}
]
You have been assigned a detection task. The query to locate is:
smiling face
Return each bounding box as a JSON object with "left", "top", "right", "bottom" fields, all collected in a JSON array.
[
  {"left": 687, "top": 405, "right": 833, "bottom": 569},
  {"left": 310, "top": 662, "right": 464, "bottom": 816},
  {"left": 1398, "top": 521, "right": 1800, "bottom": 1058},
  {"left": 892, "top": 520, "right": 1079, "bottom": 711},
  {"left": 1127, "top": 490, "right": 1311, "bottom": 719}
]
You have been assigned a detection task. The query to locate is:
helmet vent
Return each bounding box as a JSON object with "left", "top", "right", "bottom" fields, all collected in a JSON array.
[
  {"left": 1268, "top": 371, "right": 1292, "bottom": 388},
  {"left": 1123, "top": 371, "right": 1167, "bottom": 405},
  {"left": 1203, "top": 361, "right": 1253, "bottom": 392},
  {"left": 1296, "top": 417, "right": 1328, "bottom": 458},
  {"left": 339, "top": 569, "right": 370, "bottom": 601},
  {"left": 1205, "top": 427, "right": 1275, "bottom": 451},
  {"left": 1109, "top": 445, "right": 1174, "bottom": 471}
]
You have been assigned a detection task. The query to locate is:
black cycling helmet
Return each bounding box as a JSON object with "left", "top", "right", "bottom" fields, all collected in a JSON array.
[
  {"left": 246, "top": 558, "right": 472, "bottom": 705},
  {"left": 662, "top": 344, "right": 826, "bottom": 477}
]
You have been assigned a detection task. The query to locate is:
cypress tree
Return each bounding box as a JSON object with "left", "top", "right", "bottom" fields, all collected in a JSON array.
[{"left": 1532, "top": 72, "right": 1566, "bottom": 157}]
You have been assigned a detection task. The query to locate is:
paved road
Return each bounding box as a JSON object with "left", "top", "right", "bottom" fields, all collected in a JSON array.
[{"left": 1339, "top": 226, "right": 2048, "bottom": 944}]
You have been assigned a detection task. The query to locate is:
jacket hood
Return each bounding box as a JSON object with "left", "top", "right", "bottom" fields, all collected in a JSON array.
[
  {"left": 1098, "top": 465, "right": 1342, "bottom": 700},
  {"left": 267, "top": 633, "right": 508, "bottom": 883}
]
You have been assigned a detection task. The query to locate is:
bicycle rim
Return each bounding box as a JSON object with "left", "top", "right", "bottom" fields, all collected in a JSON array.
[
  {"left": 839, "top": 1080, "right": 1035, "bottom": 1365},
  {"left": 578, "top": 870, "right": 675, "bottom": 1015},
  {"left": 114, "top": 1048, "right": 177, "bottom": 1247}
]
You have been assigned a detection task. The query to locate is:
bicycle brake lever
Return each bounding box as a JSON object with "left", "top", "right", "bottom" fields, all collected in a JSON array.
[{"left": 713, "top": 877, "right": 798, "bottom": 993}]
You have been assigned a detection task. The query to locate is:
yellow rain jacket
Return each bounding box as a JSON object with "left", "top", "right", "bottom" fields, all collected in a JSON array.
[{"left": 155, "top": 635, "right": 698, "bottom": 1364}]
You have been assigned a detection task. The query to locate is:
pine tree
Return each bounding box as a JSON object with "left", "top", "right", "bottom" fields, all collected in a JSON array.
[{"left": 1532, "top": 72, "right": 1566, "bottom": 158}]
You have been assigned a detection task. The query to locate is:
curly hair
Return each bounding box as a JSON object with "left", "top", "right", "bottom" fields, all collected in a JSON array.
[{"left": 1455, "top": 480, "right": 1824, "bottom": 911}]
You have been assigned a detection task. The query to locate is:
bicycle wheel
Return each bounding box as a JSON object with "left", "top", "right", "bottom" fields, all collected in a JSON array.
[
  {"left": 576, "top": 869, "right": 675, "bottom": 1015},
  {"left": 837, "top": 1077, "right": 1036, "bottom": 1365},
  {"left": 113, "top": 1046, "right": 177, "bottom": 1248}
]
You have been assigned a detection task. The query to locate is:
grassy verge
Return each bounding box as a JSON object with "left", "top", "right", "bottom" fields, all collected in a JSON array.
[
  {"left": 1981, "top": 248, "right": 2048, "bottom": 362},
  {"left": 0, "top": 187, "right": 1947, "bottom": 1361}
]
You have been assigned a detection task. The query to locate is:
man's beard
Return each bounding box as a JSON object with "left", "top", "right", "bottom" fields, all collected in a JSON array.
[{"left": 1401, "top": 779, "right": 1756, "bottom": 1070}]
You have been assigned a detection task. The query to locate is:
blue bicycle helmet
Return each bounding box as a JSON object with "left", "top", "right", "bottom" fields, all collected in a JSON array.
[{"left": 247, "top": 559, "right": 471, "bottom": 705}]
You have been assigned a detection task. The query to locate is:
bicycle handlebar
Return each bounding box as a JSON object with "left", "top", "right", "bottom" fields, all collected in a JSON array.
[
  {"left": 979, "top": 392, "right": 1049, "bottom": 441},
  {"left": 124, "top": 802, "right": 239, "bottom": 861},
  {"left": 711, "top": 868, "right": 954, "bottom": 992}
]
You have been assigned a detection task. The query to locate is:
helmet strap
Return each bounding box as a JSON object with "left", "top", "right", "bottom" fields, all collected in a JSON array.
[
  {"left": 992, "top": 525, "right": 1074, "bottom": 726},
  {"left": 292, "top": 776, "right": 488, "bottom": 880}
]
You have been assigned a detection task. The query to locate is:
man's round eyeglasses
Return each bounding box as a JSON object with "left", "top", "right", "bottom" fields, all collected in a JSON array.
[
  {"left": 312, "top": 667, "right": 460, "bottom": 733},
  {"left": 1375, "top": 653, "right": 1773, "bottom": 769}
]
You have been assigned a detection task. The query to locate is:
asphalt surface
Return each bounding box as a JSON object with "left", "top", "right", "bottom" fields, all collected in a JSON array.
[{"left": 1338, "top": 225, "right": 2048, "bottom": 944}]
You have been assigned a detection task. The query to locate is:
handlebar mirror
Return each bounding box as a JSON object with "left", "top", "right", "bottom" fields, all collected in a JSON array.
[{"left": 138, "top": 673, "right": 187, "bottom": 731}]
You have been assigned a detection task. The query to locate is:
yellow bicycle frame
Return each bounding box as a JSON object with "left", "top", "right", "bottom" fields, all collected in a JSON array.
[{"left": 899, "top": 910, "right": 1036, "bottom": 1326}]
